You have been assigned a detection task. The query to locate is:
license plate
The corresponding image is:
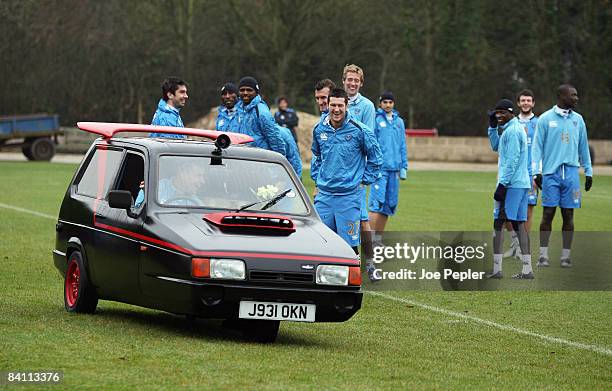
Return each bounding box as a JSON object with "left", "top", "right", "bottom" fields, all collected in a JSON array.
[{"left": 239, "top": 301, "right": 316, "bottom": 322}]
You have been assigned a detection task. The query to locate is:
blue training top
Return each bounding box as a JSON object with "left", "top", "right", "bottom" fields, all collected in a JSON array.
[
  {"left": 532, "top": 106, "right": 592, "bottom": 176},
  {"left": 488, "top": 117, "right": 530, "bottom": 189}
]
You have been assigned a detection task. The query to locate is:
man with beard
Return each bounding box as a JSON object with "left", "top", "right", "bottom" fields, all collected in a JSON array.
[{"left": 150, "top": 77, "right": 188, "bottom": 138}]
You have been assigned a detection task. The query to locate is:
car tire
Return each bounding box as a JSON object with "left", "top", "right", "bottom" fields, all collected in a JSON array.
[
  {"left": 64, "top": 251, "right": 98, "bottom": 314},
  {"left": 241, "top": 320, "right": 280, "bottom": 343}
]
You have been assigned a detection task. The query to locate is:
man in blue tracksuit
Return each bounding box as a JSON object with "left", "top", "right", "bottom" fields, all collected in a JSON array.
[
  {"left": 489, "top": 90, "right": 539, "bottom": 259},
  {"left": 150, "top": 77, "right": 188, "bottom": 138},
  {"left": 311, "top": 79, "right": 336, "bottom": 194},
  {"left": 216, "top": 82, "right": 240, "bottom": 132},
  {"left": 368, "top": 91, "right": 407, "bottom": 238},
  {"left": 278, "top": 124, "right": 302, "bottom": 178},
  {"left": 532, "top": 84, "right": 593, "bottom": 268},
  {"left": 314, "top": 79, "right": 336, "bottom": 116},
  {"left": 342, "top": 64, "right": 377, "bottom": 262},
  {"left": 486, "top": 99, "right": 533, "bottom": 279},
  {"left": 311, "top": 88, "right": 382, "bottom": 281},
  {"left": 517, "top": 90, "right": 540, "bottom": 226},
  {"left": 235, "top": 76, "right": 285, "bottom": 156}
]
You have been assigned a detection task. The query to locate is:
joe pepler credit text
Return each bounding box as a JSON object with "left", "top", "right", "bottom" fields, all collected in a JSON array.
[{"left": 373, "top": 268, "right": 486, "bottom": 281}]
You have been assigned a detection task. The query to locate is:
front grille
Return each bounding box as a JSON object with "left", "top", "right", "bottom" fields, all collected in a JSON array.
[{"left": 249, "top": 270, "right": 314, "bottom": 283}]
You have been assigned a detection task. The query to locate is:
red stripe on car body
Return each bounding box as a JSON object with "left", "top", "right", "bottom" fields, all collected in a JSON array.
[{"left": 93, "top": 222, "right": 359, "bottom": 265}]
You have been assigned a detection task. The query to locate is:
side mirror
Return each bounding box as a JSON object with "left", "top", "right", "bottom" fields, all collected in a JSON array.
[
  {"left": 109, "top": 190, "right": 133, "bottom": 210},
  {"left": 109, "top": 190, "right": 140, "bottom": 218}
]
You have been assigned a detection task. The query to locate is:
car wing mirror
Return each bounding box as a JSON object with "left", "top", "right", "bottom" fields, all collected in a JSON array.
[{"left": 108, "top": 190, "right": 139, "bottom": 218}]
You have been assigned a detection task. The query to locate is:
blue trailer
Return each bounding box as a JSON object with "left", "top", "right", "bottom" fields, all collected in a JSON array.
[{"left": 0, "top": 114, "right": 61, "bottom": 160}]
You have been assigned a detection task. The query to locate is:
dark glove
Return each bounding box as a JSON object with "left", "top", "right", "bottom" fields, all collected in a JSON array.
[
  {"left": 494, "top": 183, "right": 507, "bottom": 202},
  {"left": 534, "top": 174, "right": 543, "bottom": 190},
  {"left": 488, "top": 110, "right": 497, "bottom": 128},
  {"left": 585, "top": 176, "right": 593, "bottom": 192}
]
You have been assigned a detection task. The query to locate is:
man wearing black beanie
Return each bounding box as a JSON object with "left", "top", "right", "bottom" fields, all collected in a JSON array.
[
  {"left": 235, "top": 76, "right": 285, "bottom": 155},
  {"left": 486, "top": 98, "right": 534, "bottom": 279},
  {"left": 216, "top": 82, "right": 239, "bottom": 132}
]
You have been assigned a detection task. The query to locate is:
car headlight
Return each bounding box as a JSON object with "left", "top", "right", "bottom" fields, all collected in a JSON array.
[
  {"left": 210, "top": 258, "right": 245, "bottom": 280},
  {"left": 316, "top": 265, "right": 349, "bottom": 286}
]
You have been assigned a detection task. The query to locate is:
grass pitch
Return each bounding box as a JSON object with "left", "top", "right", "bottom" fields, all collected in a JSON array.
[{"left": 0, "top": 161, "right": 610, "bottom": 390}]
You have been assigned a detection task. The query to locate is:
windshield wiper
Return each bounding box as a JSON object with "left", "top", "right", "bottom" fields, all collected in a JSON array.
[{"left": 235, "top": 189, "right": 292, "bottom": 212}]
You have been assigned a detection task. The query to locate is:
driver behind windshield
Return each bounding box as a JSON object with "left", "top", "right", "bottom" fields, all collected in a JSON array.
[{"left": 158, "top": 162, "right": 206, "bottom": 206}]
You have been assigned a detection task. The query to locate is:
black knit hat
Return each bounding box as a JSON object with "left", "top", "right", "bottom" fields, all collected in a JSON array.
[
  {"left": 494, "top": 99, "right": 514, "bottom": 113},
  {"left": 220, "top": 82, "right": 238, "bottom": 95},
  {"left": 379, "top": 91, "right": 395, "bottom": 102},
  {"left": 239, "top": 76, "right": 259, "bottom": 93}
]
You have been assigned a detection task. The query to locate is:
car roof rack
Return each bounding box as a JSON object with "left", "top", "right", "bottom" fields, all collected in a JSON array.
[{"left": 76, "top": 122, "right": 253, "bottom": 145}]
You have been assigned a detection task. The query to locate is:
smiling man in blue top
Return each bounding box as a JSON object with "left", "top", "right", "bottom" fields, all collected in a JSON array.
[
  {"left": 490, "top": 90, "right": 540, "bottom": 260},
  {"left": 342, "top": 64, "right": 377, "bottom": 267},
  {"left": 486, "top": 99, "right": 534, "bottom": 279},
  {"left": 216, "top": 82, "right": 240, "bottom": 132},
  {"left": 311, "top": 88, "right": 382, "bottom": 281},
  {"left": 532, "top": 84, "right": 593, "bottom": 269},
  {"left": 314, "top": 79, "right": 336, "bottom": 116},
  {"left": 235, "top": 76, "right": 285, "bottom": 155},
  {"left": 150, "top": 77, "right": 188, "bottom": 139}
]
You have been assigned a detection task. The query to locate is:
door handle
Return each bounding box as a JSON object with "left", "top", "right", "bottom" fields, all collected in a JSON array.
[{"left": 94, "top": 213, "right": 106, "bottom": 219}]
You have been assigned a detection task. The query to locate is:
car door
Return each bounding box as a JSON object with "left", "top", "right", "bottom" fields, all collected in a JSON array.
[
  {"left": 93, "top": 149, "right": 147, "bottom": 300},
  {"left": 66, "top": 146, "right": 125, "bottom": 292}
]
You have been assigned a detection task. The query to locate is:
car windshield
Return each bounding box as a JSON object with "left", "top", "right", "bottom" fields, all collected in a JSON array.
[{"left": 157, "top": 155, "right": 308, "bottom": 214}]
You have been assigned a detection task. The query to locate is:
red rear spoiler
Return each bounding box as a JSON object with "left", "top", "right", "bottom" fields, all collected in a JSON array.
[
  {"left": 203, "top": 212, "right": 296, "bottom": 233},
  {"left": 76, "top": 122, "right": 253, "bottom": 145}
]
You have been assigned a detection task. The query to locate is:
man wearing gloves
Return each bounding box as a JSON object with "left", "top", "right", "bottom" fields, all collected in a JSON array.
[
  {"left": 486, "top": 99, "right": 534, "bottom": 279},
  {"left": 532, "top": 84, "right": 593, "bottom": 268},
  {"left": 311, "top": 88, "right": 382, "bottom": 281},
  {"left": 150, "top": 77, "right": 188, "bottom": 138},
  {"left": 235, "top": 76, "right": 285, "bottom": 155},
  {"left": 216, "top": 82, "right": 240, "bottom": 132},
  {"left": 368, "top": 91, "right": 408, "bottom": 238},
  {"left": 489, "top": 90, "right": 539, "bottom": 260}
]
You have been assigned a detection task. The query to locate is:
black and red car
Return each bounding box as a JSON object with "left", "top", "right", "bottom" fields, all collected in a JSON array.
[{"left": 53, "top": 123, "right": 362, "bottom": 342}]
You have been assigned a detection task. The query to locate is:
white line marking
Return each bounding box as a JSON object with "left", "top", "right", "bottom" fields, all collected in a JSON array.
[
  {"left": 0, "top": 202, "right": 56, "bottom": 220},
  {"left": 367, "top": 291, "right": 612, "bottom": 357}
]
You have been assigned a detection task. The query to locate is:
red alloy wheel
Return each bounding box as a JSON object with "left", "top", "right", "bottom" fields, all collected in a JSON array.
[{"left": 65, "top": 260, "right": 80, "bottom": 308}]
